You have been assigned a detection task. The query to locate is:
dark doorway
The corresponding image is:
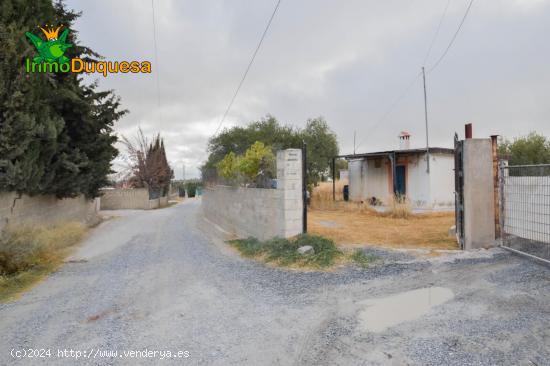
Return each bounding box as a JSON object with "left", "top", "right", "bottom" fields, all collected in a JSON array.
[{"left": 395, "top": 165, "right": 406, "bottom": 196}]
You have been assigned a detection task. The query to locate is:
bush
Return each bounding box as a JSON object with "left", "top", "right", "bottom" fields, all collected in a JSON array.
[
  {"left": 0, "top": 223, "right": 85, "bottom": 301},
  {"left": 0, "top": 223, "right": 85, "bottom": 276},
  {"left": 350, "top": 249, "right": 379, "bottom": 268},
  {"left": 185, "top": 180, "right": 200, "bottom": 198},
  {"left": 230, "top": 234, "right": 341, "bottom": 268}
]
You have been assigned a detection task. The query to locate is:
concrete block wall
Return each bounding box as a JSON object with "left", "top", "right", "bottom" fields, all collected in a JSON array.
[
  {"left": 202, "top": 148, "right": 303, "bottom": 240},
  {"left": 99, "top": 188, "right": 169, "bottom": 210},
  {"left": 0, "top": 192, "right": 99, "bottom": 231},
  {"left": 463, "top": 138, "right": 496, "bottom": 249}
]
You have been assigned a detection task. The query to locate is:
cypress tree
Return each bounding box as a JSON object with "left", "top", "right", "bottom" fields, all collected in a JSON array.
[{"left": 0, "top": 0, "right": 126, "bottom": 198}]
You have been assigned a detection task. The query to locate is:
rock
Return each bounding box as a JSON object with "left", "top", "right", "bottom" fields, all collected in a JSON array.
[
  {"left": 297, "top": 245, "right": 314, "bottom": 255},
  {"left": 448, "top": 225, "right": 456, "bottom": 237}
]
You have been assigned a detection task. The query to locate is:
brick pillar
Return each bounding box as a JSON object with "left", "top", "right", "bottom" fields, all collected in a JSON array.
[{"left": 277, "top": 149, "right": 303, "bottom": 237}]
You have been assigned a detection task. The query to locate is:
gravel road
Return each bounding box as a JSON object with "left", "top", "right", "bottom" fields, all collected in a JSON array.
[{"left": 1, "top": 199, "right": 549, "bottom": 365}]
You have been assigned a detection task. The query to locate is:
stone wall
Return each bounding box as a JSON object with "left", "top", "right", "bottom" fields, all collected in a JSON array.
[
  {"left": 202, "top": 149, "right": 303, "bottom": 240},
  {"left": 0, "top": 192, "right": 99, "bottom": 231},
  {"left": 99, "top": 188, "right": 169, "bottom": 210}
]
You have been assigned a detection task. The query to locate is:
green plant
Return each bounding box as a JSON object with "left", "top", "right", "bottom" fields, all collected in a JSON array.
[
  {"left": 350, "top": 249, "right": 378, "bottom": 268},
  {"left": 229, "top": 234, "right": 342, "bottom": 268},
  {"left": 216, "top": 151, "right": 240, "bottom": 180},
  {"left": 229, "top": 237, "right": 264, "bottom": 257},
  {"left": 185, "top": 180, "right": 200, "bottom": 197},
  {"left": 237, "top": 141, "right": 275, "bottom": 181}
]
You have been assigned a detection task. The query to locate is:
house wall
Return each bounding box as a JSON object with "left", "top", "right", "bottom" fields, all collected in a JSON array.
[
  {"left": 403, "top": 154, "right": 431, "bottom": 207},
  {"left": 348, "top": 159, "right": 364, "bottom": 201},
  {"left": 348, "top": 152, "right": 455, "bottom": 208},
  {"left": 0, "top": 192, "right": 100, "bottom": 231},
  {"left": 429, "top": 153, "right": 455, "bottom": 207},
  {"left": 364, "top": 158, "right": 391, "bottom": 204}
]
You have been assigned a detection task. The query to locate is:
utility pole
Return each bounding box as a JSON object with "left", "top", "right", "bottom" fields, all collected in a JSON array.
[
  {"left": 353, "top": 130, "right": 356, "bottom": 155},
  {"left": 422, "top": 67, "right": 430, "bottom": 173},
  {"left": 182, "top": 163, "right": 186, "bottom": 182}
]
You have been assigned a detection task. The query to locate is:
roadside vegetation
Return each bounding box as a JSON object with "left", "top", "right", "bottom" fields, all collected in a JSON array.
[
  {"left": 0, "top": 223, "right": 85, "bottom": 302},
  {"left": 230, "top": 234, "right": 342, "bottom": 268},
  {"left": 350, "top": 249, "right": 379, "bottom": 268}
]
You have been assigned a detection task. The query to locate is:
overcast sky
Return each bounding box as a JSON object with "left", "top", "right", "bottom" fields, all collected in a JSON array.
[{"left": 66, "top": 0, "right": 550, "bottom": 178}]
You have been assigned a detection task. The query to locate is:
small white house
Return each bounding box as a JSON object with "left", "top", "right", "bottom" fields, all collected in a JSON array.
[{"left": 346, "top": 132, "right": 455, "bottom": 208}]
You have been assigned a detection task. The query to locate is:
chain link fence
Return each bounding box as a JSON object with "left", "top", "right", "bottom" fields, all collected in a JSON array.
[{"left": 500, "top": 164, "right": 550, "bottom": 263}]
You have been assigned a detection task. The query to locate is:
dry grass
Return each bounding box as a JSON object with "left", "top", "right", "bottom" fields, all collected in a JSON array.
[
  {"left": 0, "top": 222, "right": 86, "bottom": 302},
  {"left": 309, "top": 208, "right": 457, "bottom": 250}
]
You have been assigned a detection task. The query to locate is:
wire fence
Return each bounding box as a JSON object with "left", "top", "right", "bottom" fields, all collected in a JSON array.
[{"left": 500, "top": 164, "right": 550, "bottom": 262}]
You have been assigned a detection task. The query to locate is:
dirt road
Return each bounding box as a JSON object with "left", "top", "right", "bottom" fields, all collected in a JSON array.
[{"left": 1, "top": 200, "right": 548, "bottom": 365}]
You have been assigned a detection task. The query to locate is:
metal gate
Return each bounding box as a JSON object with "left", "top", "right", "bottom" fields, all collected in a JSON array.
[
  {"left": 454, "top": 133, "right": 465, "bottom": 249},
  {"left": 499, "top": 163, "right": 550, "bottom": 263}
]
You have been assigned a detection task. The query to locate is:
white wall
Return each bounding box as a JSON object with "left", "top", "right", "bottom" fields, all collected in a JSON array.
[
  {"left": 347, "top": 153, "right": 454, "bottom": 208},
  {"left": 429, "top": 153, "right": 455, "bottom": 207},
  {"left": 406, "top": 154, "right": 431, "bottom": 207},
  {"left": 364, "top": 158, "right": 391, "bottom": 204}
]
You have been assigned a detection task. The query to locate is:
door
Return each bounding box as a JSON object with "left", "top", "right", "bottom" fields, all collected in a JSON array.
[{"left": 395, "top": 165, "right": 406, "bottom": 196}]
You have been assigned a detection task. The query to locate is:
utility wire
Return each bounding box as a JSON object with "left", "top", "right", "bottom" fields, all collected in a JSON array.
[
  {"left": 422, "top": 0, "right": 451, "bottom": 66},
  {"left": 151, "top": 0, "right": 162, "bottom": 122},
  {"left": 354, "top": 0, "right": 474, "bottom": 153},
  {"left": 428, "top": 0, "right": 475, "bottom": 73},
  {"left": 354, "top": 71, "right": 422, "bottom": 152},
  {"left": 212, "top": 0, "right": 282, "bottom": 136}
]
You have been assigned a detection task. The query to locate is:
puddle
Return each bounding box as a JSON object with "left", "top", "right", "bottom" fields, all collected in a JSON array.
[{"left": 359, "top": 287, "right": 454, "bottom": 332}]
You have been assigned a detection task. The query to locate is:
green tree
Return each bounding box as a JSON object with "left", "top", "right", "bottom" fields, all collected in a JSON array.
[
  {"left": 0, "top": 0, "right": 125, "bottom": 198},
  {"left": 203, "top": 115, "right": 339, "bottom": 186},
  {"left": 499, "top": 132, "right": 550, "bottom": 165},
  {"left": 237, "top": 141, "right": 275, "bottom": 182},
  {"left": 302, "top": 117, "right": 338, "bottom": 186}
]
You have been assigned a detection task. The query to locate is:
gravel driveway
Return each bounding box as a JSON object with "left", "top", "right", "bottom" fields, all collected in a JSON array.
[{"left": 1, "top": 199, "right": 549, "bottom": 365}]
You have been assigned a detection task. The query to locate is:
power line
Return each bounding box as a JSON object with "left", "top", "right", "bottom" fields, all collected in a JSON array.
[
  {"left": 354, "top": 71, "right": 422, "bottom": 152},
  {"left": 212, "top": 0, "right": 282, "bottom": 136},
  {"left": 422, "top": 0, "right": 451, "bottom": 66},
  {"left": 428, "top": 0, "right": 475, "bottom": 73},
  {"left": 354, "top": 0, "right": 475, "bottom": 153},
  {"left": 151, "top": 0, "right": 162, "bottom": 122}
]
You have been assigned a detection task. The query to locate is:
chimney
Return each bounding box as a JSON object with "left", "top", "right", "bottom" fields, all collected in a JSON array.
[{"left": 398, "top": 131, "right": 411, "bottom": 150}]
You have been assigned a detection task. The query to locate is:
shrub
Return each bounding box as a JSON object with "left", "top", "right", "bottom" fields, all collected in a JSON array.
[
  {"left": 0, "top": 223, "right": 85, "bottom": 276},
  {"left": 185, "top": 180, "right": 200, "bottom": 197},
  {"left": 350, "top": 249, "right": 379, "bottom": 268},
  {"left": 230, "top": 234, "right": 341, "bottom": 268}
]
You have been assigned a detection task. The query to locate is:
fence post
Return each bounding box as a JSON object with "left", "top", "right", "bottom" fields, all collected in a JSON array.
[{"left": 302, "top": 142, "right": 307, "bottom": 234}]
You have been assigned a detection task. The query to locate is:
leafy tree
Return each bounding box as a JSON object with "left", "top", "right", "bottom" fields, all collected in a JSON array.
[
  {"left": 238, "top": 141, "right": 275, "bottom": 182},
  {"left": 217, "top": 152, "right": 239, "bottom": 180},
  {"left": 204, "top": 115, "right": 339, "bottom": 187},
  {"left": 499, "top": 132, "right": 550, "bottom": 165},
  {"left": 302, "top": 117, "right": 338, "bottom": 186},
  {"left": 0, "top": 0, "right": 125, "bottom": 198}
]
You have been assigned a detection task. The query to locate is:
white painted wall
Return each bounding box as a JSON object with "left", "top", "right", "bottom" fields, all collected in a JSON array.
[
  {"left": 347, "top": 152, "right": 454, "bottom": 208},
  {"left": 364, "top": 158, "right": 391, "bottom": 204},
  {"left": 429, "top": 153, "right": 455, "bottom": 207},
  {"left": 405, "top": 154, "right": 431, "bottom": 207}
]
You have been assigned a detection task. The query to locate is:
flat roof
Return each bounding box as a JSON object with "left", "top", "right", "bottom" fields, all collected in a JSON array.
[{"left": 340, "top": 147, "right": 454, "bottom": 160}]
